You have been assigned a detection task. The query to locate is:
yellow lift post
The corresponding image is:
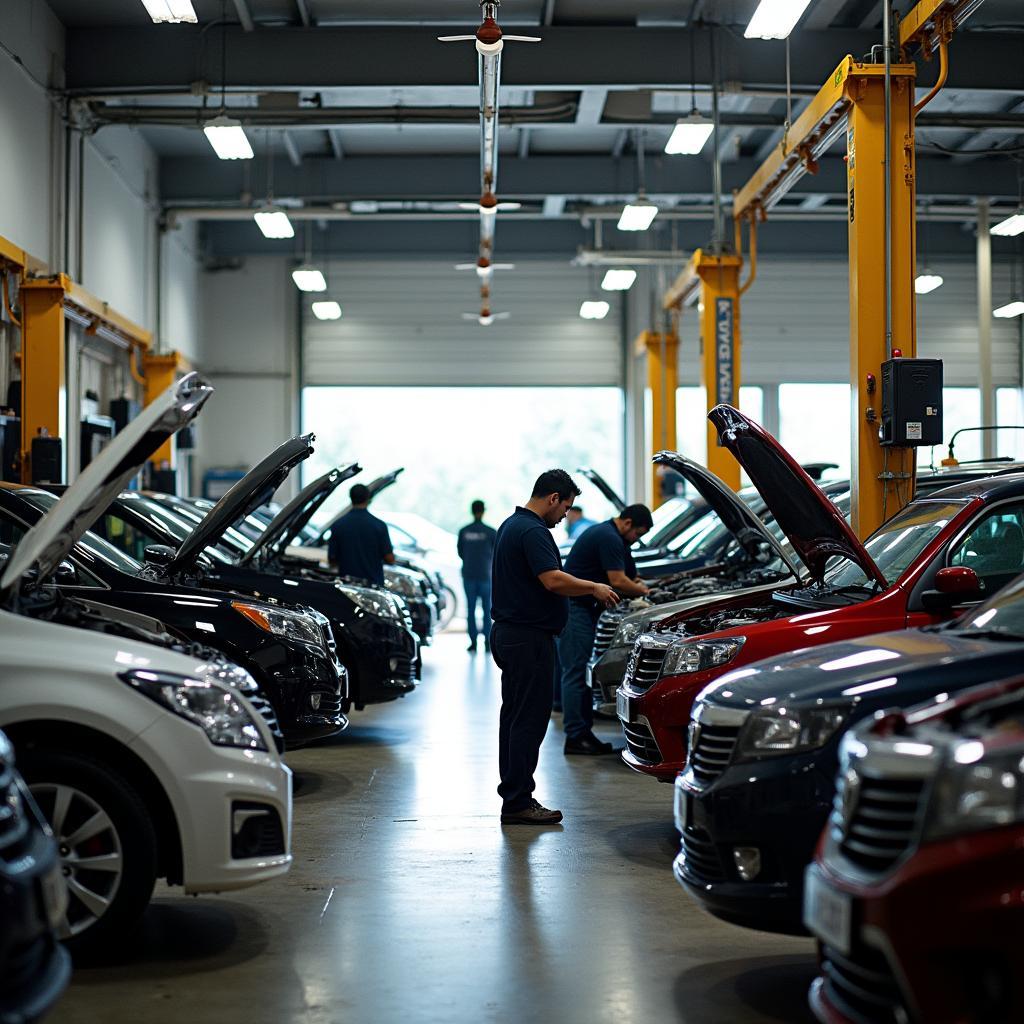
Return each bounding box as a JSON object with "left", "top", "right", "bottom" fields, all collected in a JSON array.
[
  {"left": 635, "top": 330, "right": 679, "bottom": 507},
  {"left": 143, "top": 351, "right": 190, "bottom": 473}
]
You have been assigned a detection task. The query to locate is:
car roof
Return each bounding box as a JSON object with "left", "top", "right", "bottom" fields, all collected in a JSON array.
[{"left": 918, "top": 470, "right": 1024, "bottom": 502}]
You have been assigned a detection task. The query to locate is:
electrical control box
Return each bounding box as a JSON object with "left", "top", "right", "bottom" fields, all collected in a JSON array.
[{"left": 879, "top": 358, "right": 943, "bottom": 447}]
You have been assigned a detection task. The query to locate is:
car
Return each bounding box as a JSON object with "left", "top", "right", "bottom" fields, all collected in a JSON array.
[
  {"left": 128, "top": 438, "right": 421, "bottom": 713},
  {"left": 0, "top": 727, "right": 71, "bottom": 1022},
  {"left": 617, "top": 405, "right": 1024, "bottom": 782},
  {"left": 0, "top": 375, "right": 292, "bottom": 952},
  {"left": 675, "top": 569, "right": 1024, "bottom": 935},
  {"left": 805, "top": 673, "right": 1024, "bottom": 1023}
]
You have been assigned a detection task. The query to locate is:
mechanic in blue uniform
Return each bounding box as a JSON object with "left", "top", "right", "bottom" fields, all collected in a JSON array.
[
  {"left": 326, "top": 482, "right": 395, "bottom": 586},
  {"left": 560, "top": 504, "right": 653, "bottom": 755},
  {"left": 490, "top": 469, "right": 619, "bottom": 825},
  {"left": 457, "top": 499, "right": 497, "bottom": 653}
]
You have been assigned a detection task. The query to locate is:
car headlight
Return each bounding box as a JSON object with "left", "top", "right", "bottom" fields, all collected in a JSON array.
[
  {"left": 662, "top": 638, "right": 745, "bottom": 677},
  {"left": 613, "top": 619, "right": 643, "bottom": 649},
  {"left": 195, "top": 658, "right": 260, "bottom": 696},
  {"left": 120, "top": 669, "right": 267, "bottom": 750},
  {"left": 386, "top": 573, "right": 418, "bottom": 598},
  {"left": 735, "top": 703, "right": 850, "bottom": 760},
  {"left": 231, "top": 600, "right": 323, "bottom": 648},
  {"left": 340, "top": 585, "right": 401, "bottom": 620},
  {"left": 925, "top": 747, "right": 1024, "bottom": 841}
]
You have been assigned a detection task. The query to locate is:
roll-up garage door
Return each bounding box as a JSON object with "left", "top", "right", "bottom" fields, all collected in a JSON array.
[{"left": 302, "top": 260, "right": 622, "bottom": 387}]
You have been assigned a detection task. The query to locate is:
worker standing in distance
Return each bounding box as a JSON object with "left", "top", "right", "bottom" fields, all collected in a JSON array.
[
  {"left": 457, "top": 499, "right": 496, "bottom": 654},
  {"left": 490, "top": 469, "right": 620, "bottom": 826},
  {"left": 561, "top": 505, "right": 653, "bottom": 754},
  {"left": 564, "top": 506, "right": 596, "bottom": 543},
  {"left": 327, "top": 482, "right": 395, "bottom": 586}
]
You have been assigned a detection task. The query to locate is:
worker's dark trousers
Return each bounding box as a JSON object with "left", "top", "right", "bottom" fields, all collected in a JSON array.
[
  {"left": 560, "top": 602, "right": 598, "bottom": 739},
  {"left": 492, "top": 622, "right": 556, "bottom": 813}
]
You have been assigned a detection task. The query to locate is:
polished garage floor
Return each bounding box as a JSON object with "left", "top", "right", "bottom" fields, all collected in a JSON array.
[{"left": 53, "top": 633, "right": 816, "bottom": 1024}]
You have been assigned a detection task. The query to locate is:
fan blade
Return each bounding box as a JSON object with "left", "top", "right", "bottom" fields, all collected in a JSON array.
[
  {"left": 438, "top": 34, "right": 476, "bottom": 42},
  {"left": 495, "top": 202, "right": 523, "bottom": 211},
  {"left": 490, "top": 264, "right": 516, "bottom": 271},
  {"left": 461, "top": 313, "right": 479, "bottom": 319},
  {"left": 457, "top": 202, "right": 482, "bottom": 211},
  {"left": 455, "top": 264, "right": 477, "bottom": 270},
  {"left": 494, "top": 312, "right": 512, "bottom": 320},
  {"left": 503, "top": 35, "right": 542, "bottom": 42}
]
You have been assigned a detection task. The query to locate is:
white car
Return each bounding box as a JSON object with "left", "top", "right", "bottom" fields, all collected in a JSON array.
[{"left": 0, "top": 374, "right": 292, "bottom": 952}]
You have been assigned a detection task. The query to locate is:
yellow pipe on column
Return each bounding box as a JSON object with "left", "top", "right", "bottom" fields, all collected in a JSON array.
[{"left": 143, "top": 351, "right": 186, "bottom": 470}]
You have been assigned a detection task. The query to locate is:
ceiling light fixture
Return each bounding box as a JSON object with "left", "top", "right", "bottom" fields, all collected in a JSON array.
[
  {"left": 203, "top": 115, "right": 254, "bottom": 160},
  {"left": 254, "top": 207, "right": 294, "bottom": 239},
  {"left": 312, "top": 301, "right": 343, "bottom": 321},
  {"left": 140, "top": 0, "right": 197, "bottom": 23},
  {"left": 992, "top": 213, "right": 1024, "bottom": 238},
  {"left": 292, "top": 266, "right": 327, "bottom": 292},
  {"left": 914, "top": 274, "right": 943, "bottom": 295},
  {"left": 601, "top": 269, "right": 637, "bottom": 291},
  {"left": 993, "top": 301, "right": 1024, "bottom": 319},
  {"left": 579, "top": 300, "right": 610, "bottom": 320},
  {"left": 744, "top": 0, "right": 814, "bottom": 39},
  {"left": 619, "top": 129, "right": 658, "bottom": 232},
  {"left": 665, "top": 113, "right": 714, "bottom": 155}
]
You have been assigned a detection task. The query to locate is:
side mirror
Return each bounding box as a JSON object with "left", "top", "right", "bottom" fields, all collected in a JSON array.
[
  {"left": 922, "top": 566, "right": 982, "bottom": 611},
  {"left": 143, "top": 544, "right": 177, "bottom": 568},
  {"left": 54, "top": 559, "right": 78, "bottom": 585}
]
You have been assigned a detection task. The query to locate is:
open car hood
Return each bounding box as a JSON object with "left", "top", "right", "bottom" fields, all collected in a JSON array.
[
  {"left": 652, "top": 450, "right": 801, "bottom": 578},
  {"left": 577, "top": 467, "right": 625, "bottom": 513},
  {"left": 168, "top": 434, "right": 314, "bottom": 573},
  {"left": 321, "top": 468, "right": 404, "bottom": 528},
  {"left": 241, "top": 462, "right": 362, "bottom": 565},
  {"left": 708, "top": 404, "right": 886, "bottom": 587},
  {"left": 0, "top": 373, "right": 213, "bottom": 597}
]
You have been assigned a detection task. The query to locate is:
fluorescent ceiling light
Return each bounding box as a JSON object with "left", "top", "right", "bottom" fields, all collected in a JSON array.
[
  {"left": 991, "top": 212, "right": 1024, "bottom": 237},
  {"left": 601, "top": 269, "right": 637, "bottom": 291},
  {"left": 579, "top": 300, "right": 610, "bottom": 320},
  {"left": 140, "top": 0, "right": 197, "bottom": 23},
  {"left": 203, "top": 116, "right": 253, "bottom": 160},
  {"left": 993, "top": 301, "right": 1024, "bottom": 319},
  {"left": 744, "top": 0, "right": 813, "bottom": 39},
  {"left": 291, "top": 266, "right": 327, "bottom": 292},
  {"left": 311, "top": 301, "right": 343, "bottom": 321},
  {"left": 617, "top": 200, "right": 658, "bottom": 232},
  {"left": 253, "top": 208, "right": 294, "bottom": 239},
  {"left": 665, "top": 116, "right": 714, "bottom": 155},
  {"left": 914, "top": 274, "right": 943, "bottom": 295}
]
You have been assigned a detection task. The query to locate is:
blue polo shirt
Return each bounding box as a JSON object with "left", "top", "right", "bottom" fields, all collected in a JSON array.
[
  {"left": 327, "top": 507, "right": 393, "bottom": 586},
  {"left": 491, "top": 507, "right": 567, "bottom": 634},
  {"left": 564, "top": 519, "right": 636, "bottom": 614},
  {"left": 457, "top": 520, "right": 497, "bottom": 581}
]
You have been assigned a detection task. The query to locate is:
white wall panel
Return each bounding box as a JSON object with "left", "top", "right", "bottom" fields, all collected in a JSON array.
[{"left": 303, "top": 260, "right": 623, "bottom": 387}]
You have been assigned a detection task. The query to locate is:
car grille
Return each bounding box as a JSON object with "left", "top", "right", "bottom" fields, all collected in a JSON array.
[
  {"left": 689, "top": 723, "right": 742, "bottom": 783},
  {"left": 389, "top": 654, "right": 417, "bottom": 684},
  {"left": 622, "top": 720, "right": 661, "bottom": 763},
  {"left": 247, "top": 694, "right": 285, "bottom": 751},
  {"left": 820, "top": 943, "right": 907, "bottom": 1024},
  {"left": 836, "top": 772, "right": 927, "bottom": 872},
  {"left": 679, "top": 826, "right": 726, "bottom": 882},
  {"left": 592, "top": 611, "right": 621, "bottom": 660},
  {"left": 624, "top": 642, "right": 669, "bottom": 694}
]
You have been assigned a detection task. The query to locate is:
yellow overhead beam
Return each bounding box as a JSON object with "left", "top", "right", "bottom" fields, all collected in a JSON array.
[{"left": 899, "top": 0, "right": 984, "bottom": 52}]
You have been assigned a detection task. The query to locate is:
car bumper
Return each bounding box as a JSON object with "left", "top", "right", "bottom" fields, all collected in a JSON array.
[
  {"left": 590, "top": 646, "right": 629, "bottom": 715},
  {"left": 344, "top": 622, "right": 419, "bottom": 705},
  {"left": 130, "top": 719, "right": 293, "bottom": 894},
  {"left": 807, "top": 828, "right": 1024, "bottom": 1024},
  {"left": 616, "top": 682, "right": 695, "bottom": 780}
]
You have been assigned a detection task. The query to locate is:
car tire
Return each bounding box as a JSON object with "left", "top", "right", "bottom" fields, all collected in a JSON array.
[{"left": 18, "top": 750, "right": 159, "bottom": 956}]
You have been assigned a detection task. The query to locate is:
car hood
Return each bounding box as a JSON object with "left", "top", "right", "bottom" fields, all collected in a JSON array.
[
  {"left": 578, "top": 467, "right": 625, "bottom": 513},
  {"left": 321, "top": 468, "right": 404, "bottom": 529},
  {"left": 0, "top": 373, "right": 213, "bottom": 598},
  {"left": 701, "top": 627, "right": 1023, "bottom": 709},
  {"left": 242, "top": 462, "right": 361, "bottom": 566},
  {"left": 653, "top": 450, "right": 801, "bottom": 578},
  {"left": 708, "top": 404, "right": 885, "bottom": 588},
  {"left": 169, "top": 434, "right": 314, "bottom": 573}
]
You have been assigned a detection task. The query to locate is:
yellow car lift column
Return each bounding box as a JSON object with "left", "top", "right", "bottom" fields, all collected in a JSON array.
[
  {"left": 143, "top": 351, "right": 189, "bottom": 472},
  {"left": 634, "top": 330, "right": 678, "bottom": 507}
]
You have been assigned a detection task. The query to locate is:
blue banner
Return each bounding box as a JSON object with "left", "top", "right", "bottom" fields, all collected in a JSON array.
[{"left": 715, "top": 297, "right": 734, "bottom": 406}]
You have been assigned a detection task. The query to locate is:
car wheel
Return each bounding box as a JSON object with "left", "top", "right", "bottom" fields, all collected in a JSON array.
[
  {"left": 19, "top": 751, "right": 158, "bottom": 955},
  {"left": 438, "top": 585, "right": 457, "bottom": 629}
]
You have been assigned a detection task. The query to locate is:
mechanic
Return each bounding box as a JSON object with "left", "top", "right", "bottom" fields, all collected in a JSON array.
[
  {"left": 457, "top": 499, "right": 497, "bottom": 654},
  {"left": 326, "top": 482, "right": 395, "bottom": 587},
  {"left": 560, "top": 505, "right": 653, "bottom": 755},
  {"left": 565, "top": 506, "right": 596, "bottom": 542},
  {"left": 490, "top": 469, "right": 619, "bottom": 825}
]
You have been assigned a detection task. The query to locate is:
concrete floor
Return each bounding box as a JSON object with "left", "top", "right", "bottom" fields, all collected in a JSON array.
[{"left": 53, "top": 632, "right": 817, "bottom": 1024}]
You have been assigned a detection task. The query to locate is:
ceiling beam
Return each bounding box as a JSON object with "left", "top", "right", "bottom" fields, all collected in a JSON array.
[
  {"left": 64, "top": 26, "right": 1024, "bottom": 95},
  {"left": 231, "top": 0, "right": 254, "bottom": 32},
  {"left": 281, "top": 130, "right": 302, "bottom": 166},
  {"left": 542, "top": 0, "right": 557, "bottom": 26},
  {"left": 327, "top": 128, "right": 344, "bottom": 160},
  {"left": 295, "top": 0, "right": 313, "bottom": 28}
]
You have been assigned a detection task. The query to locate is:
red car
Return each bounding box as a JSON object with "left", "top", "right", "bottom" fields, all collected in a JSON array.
[
  {"left": 805, "top": 675, "right": 1024, "bottom": 1024},
  {"left": 617, "top": 404, "right": 1020, "bottom": 780}
]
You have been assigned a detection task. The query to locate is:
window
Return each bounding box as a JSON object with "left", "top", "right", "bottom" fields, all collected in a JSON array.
[
  {"left": 996, "top": 388, "right": 1024, "bottom": 461},
  {"left": 919, "top": 388, "right": 981, "bottom": 468},
  {"left": 779, "top": 384, "right": 851, "bottom": 478},
  {"left": 949, "top": 503, "right": 1024, "bottom": 596}
]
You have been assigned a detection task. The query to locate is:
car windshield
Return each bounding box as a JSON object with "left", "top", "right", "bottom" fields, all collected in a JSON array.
[
  {"left": 665, "top": 489, "right": 764, "bottom": 558},
  {"left": 953, "top": 573, "right": 1024, "bottom": 639},
  {"left": 164, "top": 499, "right": 255, "bottom": 554},
  {"left": 825, "top": 500, "right": 968, "bottom": 590},
  {"left": 115, "top": 496, "right": 234, "bottom": 564},
  {"left": 643, "top": 496, "right": 695, "bottom": 548}
]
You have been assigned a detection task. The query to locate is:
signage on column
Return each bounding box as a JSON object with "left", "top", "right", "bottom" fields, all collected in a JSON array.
[{"left": 715, "top": 297, "right": 734, "bottom": 406}]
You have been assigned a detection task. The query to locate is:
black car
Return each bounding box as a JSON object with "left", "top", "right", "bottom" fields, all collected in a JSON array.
[
  {"left": 675, "top": 560, "right": 1024, "bottom": 935},
  {"left": 0, "top": 485, "right": 347, "bottom": 748},
  {"left": 0, "top": 728, "right": 71, "bottom": 1024},
  {"left": 109, "top": 438, "right": 420, "bottom": 712}
]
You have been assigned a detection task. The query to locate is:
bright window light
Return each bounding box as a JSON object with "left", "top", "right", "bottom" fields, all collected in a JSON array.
[
  {"left": 292, "top": 266, "right": 327, "bottom": 292},
  {"left": 579, "top": 300, "right": 610, "bottom": 320},
  {"left": 745, "top": 0, "right": 814, "bottom": 39},
  {"left": 993, "top": 301, "right": 1024, "bottom": 319},
  {"left": 601, "top": 269, "right": 637, "bottom": 291},
  {"left": 254, "top": 208, "right": 294, "bottom": 239},
  {"left": 617, "top": 200, "right": 658, "bottom": 232},
  {"left": 203, "top": 116, "right": 254, "bottom": 160},
  {"left": 915, "top": 274, "right": 943, "bottom": 295},
  {"left": 140, "top": 0, "right": 197, "bottom": 23},
  {"left": 312, "top": 301, "right": 343, "bottom": 321},
  {"left": 665, "top": 117, "right": 714, "bottom": 155},
  {"left": 992, "top": 213, "right": 1024, "bottom": 237}
]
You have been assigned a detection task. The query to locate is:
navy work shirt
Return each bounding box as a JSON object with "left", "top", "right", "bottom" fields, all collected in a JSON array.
[
  {"left": 457, "top": 520, "right": 497, "bottom": 580},
  {"left": 491, "top": 507, "right": 567, "bottom": 634},
  {"left": 327, "top": 507, "right": 393, "bottom": 587},
  {"left": 564, "top": 519, "right": 636, "bottom": 615}
]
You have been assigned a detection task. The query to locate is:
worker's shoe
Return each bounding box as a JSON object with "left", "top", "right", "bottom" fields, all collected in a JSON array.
[
  {"left": 501, "top": 800, "right": 563, "bottom": 826},
  {"left": 564, "top": 733, "right": 614, "bottom": 756},
  {"left": 467, "top": 639, "right": 477, "bottom": 653}
]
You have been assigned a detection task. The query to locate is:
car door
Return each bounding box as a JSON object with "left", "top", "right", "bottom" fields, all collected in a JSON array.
[{"left": 948, "top": 501, "right": 1024, "bottom": 599}]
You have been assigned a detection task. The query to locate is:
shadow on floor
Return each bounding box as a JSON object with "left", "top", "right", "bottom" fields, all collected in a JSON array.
[
  {"left": 673, "top": 953, "right": 818, "bottom": 1023},
  {"left": 315, "top": 725, "right": 412, "bottom": 748},
  {"left": 291, "top": 768, "right": 354, "bottom": 803},
  {"left": 603, "top": 818, "right": 680, "bottom": 870}
]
